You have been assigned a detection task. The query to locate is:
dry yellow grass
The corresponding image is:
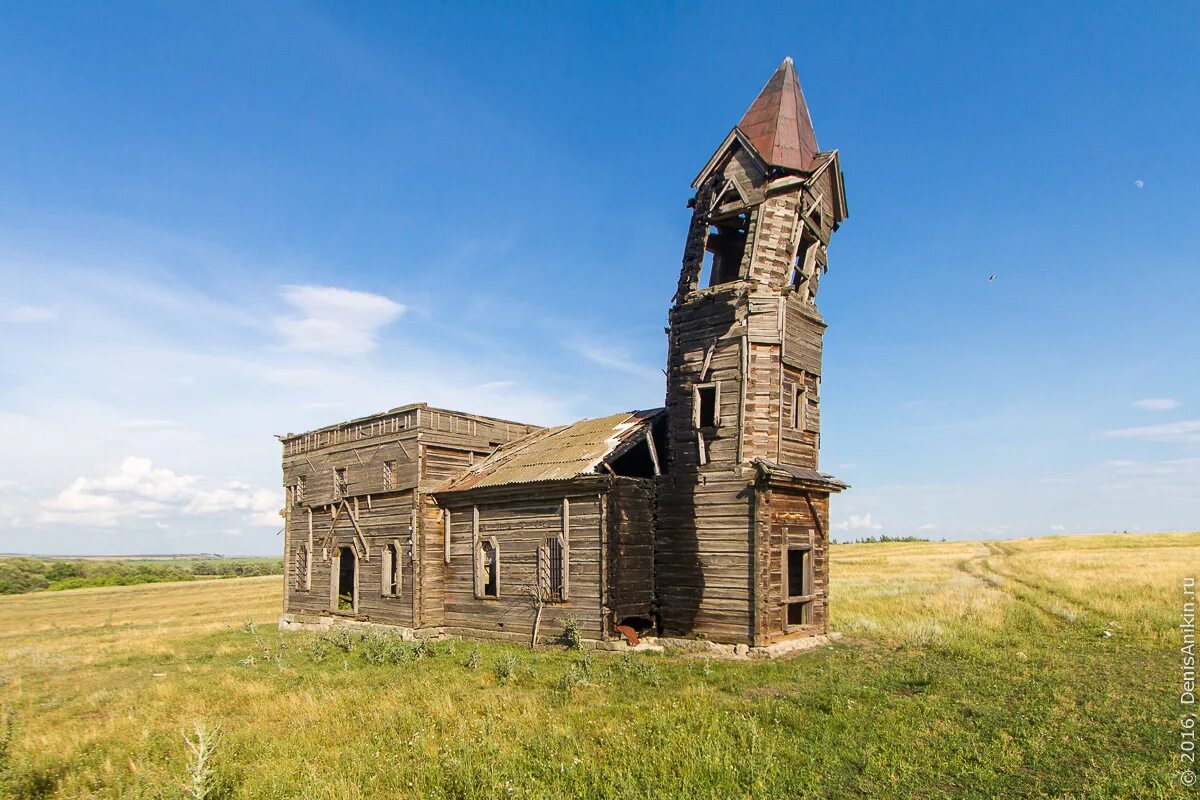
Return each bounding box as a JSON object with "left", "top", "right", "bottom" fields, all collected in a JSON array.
[{"left": 0, "top": 533, "right": 1195, "bottom": 798}]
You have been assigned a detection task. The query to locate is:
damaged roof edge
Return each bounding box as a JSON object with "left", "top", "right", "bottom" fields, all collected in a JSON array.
[
  {"left": 435, "top": 408, "right": 665, "bottom": 495},
  {"left": 752, "top": 458, "right": 849, "bottom": 493}
]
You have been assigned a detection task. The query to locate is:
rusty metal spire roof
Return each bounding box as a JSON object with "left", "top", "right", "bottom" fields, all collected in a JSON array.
[{"left": 736, "top": 56, "right": 820, "bottom": 173}]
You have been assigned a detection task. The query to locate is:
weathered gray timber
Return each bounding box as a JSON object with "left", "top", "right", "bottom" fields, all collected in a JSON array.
[{"left": 278, "top": 56, "right": 849, "bottom": 655}]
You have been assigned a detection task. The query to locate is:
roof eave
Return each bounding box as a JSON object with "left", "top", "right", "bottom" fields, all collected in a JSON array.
[{"left": 691, "top": 128, "right": 769, "bottom": 190}]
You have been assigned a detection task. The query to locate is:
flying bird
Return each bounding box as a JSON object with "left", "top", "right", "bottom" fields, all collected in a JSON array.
[{"left": 988, "top": 274, "right": 997, "bottom": 282}]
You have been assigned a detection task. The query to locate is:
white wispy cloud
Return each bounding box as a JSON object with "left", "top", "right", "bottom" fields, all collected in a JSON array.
[
  {"left": 2, "top": 305, "right": 56, "bottom": 323},
  {"left": 1132, "top": 398, "right": 1179, "bottom": 411},
  {"left": 116, "top": 419, "right": 183, "bottom": 431},
  {"left": 1102, "top": 419, "right": 1200, "bottom": 444},
  {"left": 565, "top": 339, "right": 661, "bottom": 380},
  {"left": 275, "top": 285, "right": 405, "bottom": 354},
  {"left": 1103, "top": 457, "right": 1200, "bottom": 477},
  {"left": 833, "top": 512, "right": 883, "bottom": 533},
  {"left": 39, "top": 457, "right": 280, "bottom": 529}
]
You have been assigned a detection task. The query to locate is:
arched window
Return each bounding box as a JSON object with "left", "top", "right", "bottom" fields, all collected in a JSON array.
[
  {"left": 382, "top": 541, "right": 401, "bottom": 597},
  {"left": 478, "top": 538, "right": 499, "bottom": 598}
]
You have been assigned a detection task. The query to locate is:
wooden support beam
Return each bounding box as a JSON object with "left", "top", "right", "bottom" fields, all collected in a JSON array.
[{"left": 644, "top": 430, "right": 661, "bottom": 476}]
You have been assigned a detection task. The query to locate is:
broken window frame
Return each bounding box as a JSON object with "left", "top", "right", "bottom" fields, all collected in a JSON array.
[
  {"left": 699, "top": 210, "right": 750, "bottom": 289},
  {"left": 693, "top": 382, "right": 720, "bottom": 430},
  {"left": 294, "top": 476, "right": 306, "bottom": 506},
  {"left": 382, "top": 460, "right": 396, "bottom": 491},
  {"left": 784, "top": 544, "right": 814, "bottom": 630},
  {"left": 793, "top": 382, "right": 808, "bottom": 431},
  {"left": 334, "top": 467, "right": 349, "bottom": 498},
  {"left": 476, "top": 537, "right": 500, "bottom": 599},
  {"left": 381, "top": 540, "right": 401, "bottom": 597}
]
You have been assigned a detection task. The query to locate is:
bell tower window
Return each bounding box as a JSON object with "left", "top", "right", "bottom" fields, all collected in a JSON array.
[{"left": 700, "top": 212, "right": 749, "bottom": 288}]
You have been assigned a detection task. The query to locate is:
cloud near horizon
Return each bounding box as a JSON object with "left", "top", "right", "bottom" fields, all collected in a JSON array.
[
  {"left": 1132, "top": 398, "right": 1179, "bottom": 411},
  {"left": 39, "top": 457, "right": 281, "bottom": 530},
  {"left": 1102, "top": 419, "right": 1200, "bottom": 444}
]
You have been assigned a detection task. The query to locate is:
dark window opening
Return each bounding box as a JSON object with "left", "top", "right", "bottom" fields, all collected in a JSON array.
[
  {"left": 334, "top": 467, "right": 348, "bottom": 498},
  {"left": 481, "top": 540, "right": 498, "bottom": 598},
  {"left": 703, "top": 213, "right": 749, "bottom": 287},
  {"left": 786, "top": 548, "right": 812, "bottom": 627},
  {"left": 695, "top": 384, "right": 717, "bottom": 429},
  {"left": 547, "top": 537, "right": 564, "bottom": 601},
  {"left": 337, "top": 546, "right": 356, "bottom": 611}
]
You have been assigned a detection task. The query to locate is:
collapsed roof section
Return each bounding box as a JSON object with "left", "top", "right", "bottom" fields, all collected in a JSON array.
[{"left": 436, "top": 409, "right": 666, "bottom": 494}]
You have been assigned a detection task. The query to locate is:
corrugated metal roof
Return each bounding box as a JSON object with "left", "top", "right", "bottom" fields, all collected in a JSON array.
[{"left": 437, "top": 409, "right": 663, "bottom": 492}]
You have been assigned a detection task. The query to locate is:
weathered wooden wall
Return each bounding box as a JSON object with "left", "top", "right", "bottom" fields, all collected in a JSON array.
[
  {"left": 605, "top": 478, "right": 655, "bottom": 626},
  {"left": 440, "top": 487, "right": 606, "bottom": 644},
  {"left": 280, "top": 405, "right": 539, "bottom": 630},
  {"left": 754, "top": 486, "right": 829, "bottom": 644},
  {"left": 658, "top": 143, "right": 840, "bottom": 645}
]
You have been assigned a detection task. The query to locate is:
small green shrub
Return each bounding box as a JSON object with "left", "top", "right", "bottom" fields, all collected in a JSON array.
[
  {"left": 465, "top": 648, "right": 482, "bottom": 670},
  {"left": 360, "top": 632, "right": 410, "bottom": 665},
  {"left": 493, "top": 654, "right": 518, "bottom": 685},
  {"left": 562, "top": 617, "right": 584, "bottom": 650}
]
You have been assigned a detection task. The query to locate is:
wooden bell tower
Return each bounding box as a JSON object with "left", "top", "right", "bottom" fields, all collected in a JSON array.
[{"left": 655, "top": 57, "right": 849, "bottom": 648}]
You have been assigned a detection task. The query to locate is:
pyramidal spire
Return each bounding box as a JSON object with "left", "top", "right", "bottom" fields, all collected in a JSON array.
[{"left": 736, "top": 56, "right": 820, "bottom": 172}]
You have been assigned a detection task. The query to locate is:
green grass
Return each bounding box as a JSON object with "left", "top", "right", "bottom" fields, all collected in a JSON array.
[{"left": 0, "top": 533, "right": 1194, "bottom": 798}]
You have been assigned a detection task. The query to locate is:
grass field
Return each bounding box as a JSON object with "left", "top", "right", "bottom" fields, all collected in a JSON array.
[{"left": 0, "top": 533, "right": 1195, "bottom": 798}]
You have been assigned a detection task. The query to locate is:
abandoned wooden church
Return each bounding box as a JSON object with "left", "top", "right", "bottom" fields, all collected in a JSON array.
[{"left": 278, "top": 57, "right": 849, "bottom": 656}]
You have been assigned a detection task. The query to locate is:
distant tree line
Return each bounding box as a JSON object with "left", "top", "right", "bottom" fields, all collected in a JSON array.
[
  {"left": 0, "top": 557, "right": 283, "bottom": 595},
  {"left": 833, "top": 535, "right": 937, "bottom": 545}
]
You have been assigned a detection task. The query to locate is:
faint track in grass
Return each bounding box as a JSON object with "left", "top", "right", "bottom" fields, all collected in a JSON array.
[{"left": 957, "top": 542, "right": 1097, "bottom": 628}]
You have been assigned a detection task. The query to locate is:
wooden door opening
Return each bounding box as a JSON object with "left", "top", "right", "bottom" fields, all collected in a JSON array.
[
  {"left": 785, "top": 546, "right": 812, "bottom": 628},
  {"left": 336, "top": 546, "right": 357, "bottom": 612}
]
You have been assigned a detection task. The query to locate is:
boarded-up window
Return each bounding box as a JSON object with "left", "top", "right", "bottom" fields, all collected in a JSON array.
[
  {"left": 785, "top": 547, "right": 813, "bottom": 627},
  {"left": 382, "top": 460, "right": 396, "bottom": 490},
  {"left": 334, "top": 467, "right": 348, "bottom": 498}
]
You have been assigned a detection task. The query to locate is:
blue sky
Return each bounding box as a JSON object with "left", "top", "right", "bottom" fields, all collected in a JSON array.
[{"left": 0, "top": 2, "right": 1196, "bottom": 554}]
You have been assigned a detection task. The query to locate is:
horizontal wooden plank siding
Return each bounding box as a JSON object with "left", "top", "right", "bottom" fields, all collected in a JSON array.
[{"left": 440, "top": 489, "right": 605, "bottom": 644}]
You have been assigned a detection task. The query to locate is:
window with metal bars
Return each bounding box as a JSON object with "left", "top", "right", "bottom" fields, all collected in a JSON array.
[{"left": 547, "top": 536, "right": 564, "bottom": 601}]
